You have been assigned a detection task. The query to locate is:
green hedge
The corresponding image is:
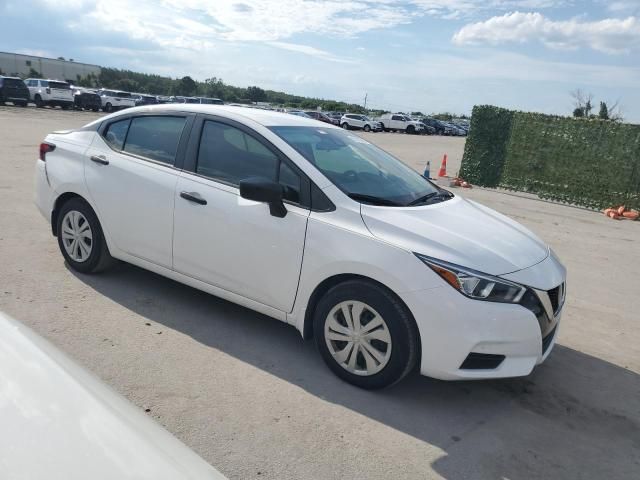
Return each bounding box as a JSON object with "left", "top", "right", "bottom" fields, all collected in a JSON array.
[{"left": 460, "top": 105, "right": 640, "bottom": 210}]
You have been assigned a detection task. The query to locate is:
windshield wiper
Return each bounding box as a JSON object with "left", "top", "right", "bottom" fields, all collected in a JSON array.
[
  {"left": 347, "top": 193, "right": 403, "bottom": 206},
  {"left": 407, "top": 189, "right": 454, "bottom": 206}
]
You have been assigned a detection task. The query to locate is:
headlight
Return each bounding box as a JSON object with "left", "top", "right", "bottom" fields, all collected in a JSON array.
[{"left": 415, "top": 254, "right": 526, "bottom": 303}]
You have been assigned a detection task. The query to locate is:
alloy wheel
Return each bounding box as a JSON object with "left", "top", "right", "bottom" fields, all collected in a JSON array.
[
  {"left": 61, "top": 210, "right": 93, "bottom": 262},
  {"left": 324, "top": 300, "right": 392, "bottom": 376}
]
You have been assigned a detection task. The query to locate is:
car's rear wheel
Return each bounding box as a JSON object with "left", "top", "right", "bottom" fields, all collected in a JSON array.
[
  {"left": 104, "top": 102, "right": 113, "bottom": 112},
  {"left": 34, "top": 95, "right": 44, "bottom": 108},
  {"left": 314, "top": 280, "right": 419, "bottom": 389},
  {"left": 363, "top": 124, "right": 371, "bottom": 132},
  {"left": 56, "top": 198, "right": 114, "bottom": 274}
]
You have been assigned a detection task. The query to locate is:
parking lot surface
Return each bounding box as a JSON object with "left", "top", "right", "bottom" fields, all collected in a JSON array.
[{"left": 1, "top": 106, "right": 638, "bottom": 480}]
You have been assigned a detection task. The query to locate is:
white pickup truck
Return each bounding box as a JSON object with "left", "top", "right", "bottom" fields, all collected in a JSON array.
[
  {"left": 378, "top": 113, "right": 425, "bottom": 134},
  {"left": 95, "top": 89, "right": 136, "bottom": 112}
]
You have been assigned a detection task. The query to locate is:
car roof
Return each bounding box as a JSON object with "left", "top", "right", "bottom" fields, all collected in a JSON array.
[
  {"left": 105, "top": 104, "right": 341, "bottom": 128},
  {"left": 0, "top": 76, "right": 23, "bottom": 80}
]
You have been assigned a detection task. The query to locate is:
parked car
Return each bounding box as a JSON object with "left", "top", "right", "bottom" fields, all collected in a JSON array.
[
  {"left": 132, "top": 93, "right": 159, "bottom": 106},
  {"left": 377, "top": 113, "right": 425, "bottom": 134},
  {"left": 305, "top": 111, "right": 338, "bottom": 125},
  {"left": 157, "top": 95, "right": 172, "bottom": 104},
  {"left": 420, "top": 118, "right": 451, "bottom": 135},
  {"left": 288, "top": 110, "right": 313, "bottom": 118},
  {"left": 0, "top": 76, "right": 29, "bottom": 106},
  {"left": 0, "top": 311, "right": 227, "bottom": 479},
  {"left": 170, "top": 96, "right": 200, "bottom": 104},
  {"left": 25, "top": 78, "right": 74, "bottom": 109},
  {"left": 326, "top": 112, "right": 344, "bottom": 123},
  {"left": 95, "top": 89, "right": 136, "bottom": 112},
  {"left": 71, "top": 86, "right": 101, "bottom": 112},
  {"left": 35, "top": 105, "right": 566, "bottom": 389},
  {"left": 340, "top": 114, "right": 382, "bottom": 132},
  {"left": 413, "top": 120, "right": 436, "bottom": 135},
  {"left": 196, "top": 97, "right": 224, "bottom": 105},
  {"left": 444, "top": 122, "right": 466, "bottom": 136}
]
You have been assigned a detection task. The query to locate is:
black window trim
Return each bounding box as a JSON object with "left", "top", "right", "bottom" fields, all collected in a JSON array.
[
  {"left": 183, "top": 113, "right": 314, "bottom": 210},
  {"left": 98, "top": 111, "right": 195, "bottom": 170}
]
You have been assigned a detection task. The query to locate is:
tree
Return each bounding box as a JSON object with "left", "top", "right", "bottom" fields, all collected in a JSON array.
[
  {"left": 571, "top": 89, "right": 594, "bottom": 118},
  {"left": 28, "top": 67, "right": 42, "bottom": 78},
  {"left": 175, "top": 76, "right": 197, "bottom": 96},
  {"left": 246, "top": 86, "right": 266, "bottom": 103},
  {"left": 598, "top": 102, "right": 609, "bottom": 120}
]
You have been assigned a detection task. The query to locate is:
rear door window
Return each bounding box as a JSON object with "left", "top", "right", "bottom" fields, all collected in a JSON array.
[
  {"left": 123, "top": 116, "right": 187, "bottom": 165},
  {"left": 49, "top": 81, "right": 69, "bottom": 90}
]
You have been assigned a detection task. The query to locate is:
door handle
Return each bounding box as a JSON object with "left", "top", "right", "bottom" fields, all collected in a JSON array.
[
  {"left": 90, "top": 155, "right": 109, "bottom": 165},
  {"left": 180, "top": 191, "right": 207, "bottom": 205}
]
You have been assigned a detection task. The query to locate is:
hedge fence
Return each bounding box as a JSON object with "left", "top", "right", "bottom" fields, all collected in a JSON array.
[{"left": 459, "top": 105, "right": 640, "bottom": 210}]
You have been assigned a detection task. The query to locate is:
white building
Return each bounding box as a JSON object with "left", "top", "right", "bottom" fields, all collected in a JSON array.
[{"left": 0, "top": 52, "right": 101, "bottom": 81}]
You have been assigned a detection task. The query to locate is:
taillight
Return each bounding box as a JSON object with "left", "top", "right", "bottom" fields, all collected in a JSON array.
[{"left": 39, "top": 142, "right": 55, "bottom": 161}]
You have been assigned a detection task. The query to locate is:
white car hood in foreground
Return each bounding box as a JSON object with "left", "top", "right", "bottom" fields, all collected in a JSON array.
[
  {"left": 361, "top": 195, "right": 549, "bottom": 276},
  {"left": 0, "top": 312, "right": 227, "bottom": 480}
]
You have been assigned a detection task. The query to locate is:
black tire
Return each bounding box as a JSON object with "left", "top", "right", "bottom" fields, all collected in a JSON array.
[
  {"left": 407, "top": 125, "right": 415, "bottom": 135},
  {"left": 18, "top": 101, "right": 28, "bottom": 107},
  {"left": 363, "top": 124, "right": 371, "bottom": 132},
  {"left": 34, "top": 95, "right": 44, "bottom": 108},
  {"left": 56, "top": 197, "right": 115, "bottom": 274},
  {"left": 313, "top": 280, "right": 419, "bottom": 389},
  {"left": 104, "top": 102, "right": 113, "bottom": 112},
  {"left": 92, "top": 107, "right": 99, "bottom": 112},
  {"left": 62, "top": 104, "right": 71, "bottom": 110},
  {"left": 341, "top": 122, "right": 349, "bottom": 130}
]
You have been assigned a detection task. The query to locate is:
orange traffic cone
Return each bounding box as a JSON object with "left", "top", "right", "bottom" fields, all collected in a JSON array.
[{"left": 438, "top": 154, "right": 447, "bottom": 177}]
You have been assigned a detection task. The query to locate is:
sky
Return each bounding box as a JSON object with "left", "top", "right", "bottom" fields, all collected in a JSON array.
[{"left": 1, "top": 0, "right": 639, "bottom": 121}]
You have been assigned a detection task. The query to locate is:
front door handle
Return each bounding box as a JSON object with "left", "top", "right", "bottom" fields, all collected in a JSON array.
[
  {"left": 90, "top": 155, "right": 109, "bottom": 165},
  {"left": 180, "top": 191, "right": 207, "bottom": 205}
]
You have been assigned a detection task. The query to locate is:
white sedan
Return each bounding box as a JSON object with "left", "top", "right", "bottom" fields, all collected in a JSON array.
[
  {"left": 0, "top": 312, "right": 226, "bottom": 479},
  {"left": 35, "top": 105, "right": 566, "bottom": 389}
]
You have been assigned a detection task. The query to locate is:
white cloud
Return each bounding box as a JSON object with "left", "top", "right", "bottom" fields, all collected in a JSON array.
[
  {"left": 266, "top": 42, "right": 356, "bottom": 63},
  {"left": 452, "top": 12, "right": 640, "bottom": 53}
]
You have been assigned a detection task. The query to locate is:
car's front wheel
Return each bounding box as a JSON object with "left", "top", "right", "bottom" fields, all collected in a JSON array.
[
  {"left": 56, "top": 198, "right": 114, "bottom": 274},
  {"left": 341, "top": 123, "right": 349, "bottom": 130},
  {"left": 314, "top": 280, "right": 419, "bottom": 389},
  {"left": 363, "top": 124, "right": 371, "bottom": 132}
]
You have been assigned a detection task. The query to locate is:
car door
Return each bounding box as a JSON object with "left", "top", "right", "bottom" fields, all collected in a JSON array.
[
  {"left": 173, "top": 115, "right": 310, "bottom": 312},
  {"left": 84, "top": 113, "right": 194, "bottom": 269}
]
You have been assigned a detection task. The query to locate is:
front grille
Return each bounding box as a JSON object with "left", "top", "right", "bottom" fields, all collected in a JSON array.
[
  {"left": 542, "top": 326, "right": 557, "bottom": 354},
  {"left": 460, "top": 353, "right": 505, "bottom": 370},
  {"left": 548, "top": 286, "right": 560, "bottom": 313},
  {"left": 546, "top": 282, "right": 565, "bottom": 316}
]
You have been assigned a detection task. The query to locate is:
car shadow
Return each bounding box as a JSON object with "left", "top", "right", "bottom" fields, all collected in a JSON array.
[{"left": 70, "top": 262, "right": 640, "bottom": 480}]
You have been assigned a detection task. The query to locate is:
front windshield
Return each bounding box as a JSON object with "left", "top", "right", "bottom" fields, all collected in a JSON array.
[{"left": 269, "top": 126, "right": 439, "bottom": 206}]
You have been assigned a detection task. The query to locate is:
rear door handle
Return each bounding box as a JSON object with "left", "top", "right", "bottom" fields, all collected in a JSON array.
[
  {"left": 180, "top": 191, "right": 207, "bottom": 205},
  {"left": 90, "top": 155, "right": 109, "bottom": 165}
]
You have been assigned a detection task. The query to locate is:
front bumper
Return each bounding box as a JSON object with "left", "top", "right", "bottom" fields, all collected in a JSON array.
[{"left": 400, "top": 254, "right": 566, "bottom": 380}]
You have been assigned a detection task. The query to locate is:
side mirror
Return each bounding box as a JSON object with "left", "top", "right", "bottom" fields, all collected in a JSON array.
[{"left": 239, "top": 177, "right": 287, "bottom": 218}]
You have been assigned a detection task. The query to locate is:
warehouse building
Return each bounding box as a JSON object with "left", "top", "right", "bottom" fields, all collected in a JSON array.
[{"left": 0, "top": 52, "right": 100, "bottom": 82}]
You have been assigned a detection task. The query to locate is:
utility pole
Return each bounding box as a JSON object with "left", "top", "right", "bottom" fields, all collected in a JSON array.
[{"left": 364, "top": 93, "right": 368, "bottom": 111}]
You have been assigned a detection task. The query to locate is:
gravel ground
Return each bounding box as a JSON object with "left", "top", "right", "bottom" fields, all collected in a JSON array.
[{"left": 1, "top": 106, "right": 638, "bottom": 480}]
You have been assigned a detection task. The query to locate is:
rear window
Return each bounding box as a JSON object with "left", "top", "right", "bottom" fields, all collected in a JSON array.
[
  {"left": 49, "top": 81, "right": 70, "bottom": 90},
  {"left": 123, "top": 116, "right": 186, "bottom": 165},
  {"left": 3, "top": 78, "right": 25, "bottom": 87}
]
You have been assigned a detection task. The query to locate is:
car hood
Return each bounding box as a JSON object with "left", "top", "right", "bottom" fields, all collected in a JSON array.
[{"left": 361, "top": 195, "right": 549, "bottom": 275}]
